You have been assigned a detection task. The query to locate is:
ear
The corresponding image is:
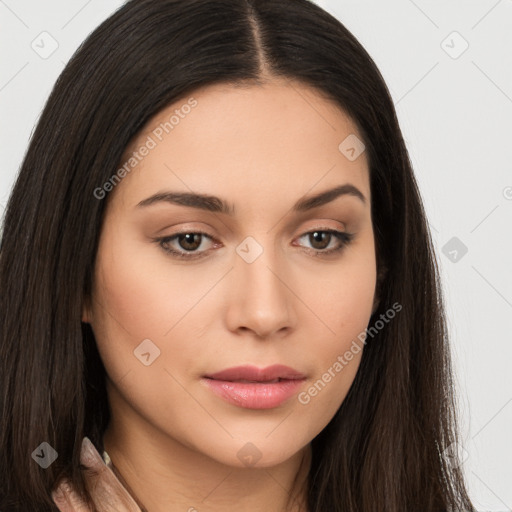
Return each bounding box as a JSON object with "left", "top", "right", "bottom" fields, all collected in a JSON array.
[
  {"left": 371, "top": 294, "right": 380, "bottom": 315},
  {"left": 82, "top": 297, "right": 92, "bottom": 324},
  {"left": 372, "top": 262, "right": 388, "bottom": 315}
]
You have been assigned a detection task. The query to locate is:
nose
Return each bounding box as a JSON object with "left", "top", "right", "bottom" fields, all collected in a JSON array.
[{"left": 224, "top": 239, "right": 297, "bottom": 339}]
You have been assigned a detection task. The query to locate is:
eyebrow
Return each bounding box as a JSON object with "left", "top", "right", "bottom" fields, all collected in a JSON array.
[{"left": 136, "top": 183, "right": 366, "bottom": 214}]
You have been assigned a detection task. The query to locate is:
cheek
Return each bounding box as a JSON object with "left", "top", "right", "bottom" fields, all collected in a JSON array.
[
  {"left": 305, "top": 239, "right": 376, "bottom": 341},
  {"left": 89, "top": 224, "right": 220, "bottom": 382},
  {"left": 296, "top": 292, "right": 369, "bottom": 437},
  {"left": 89, "top": 226, "right": 177, "bottom": 380},
  {"left": 297, "top": 247, "right": 376, "bottom": 416},
  {"left": 92, "top": 224, "right": 196, "bottom": 337},
  {"left": 88, "top": 227, "right": 206, "bottom": 429}
]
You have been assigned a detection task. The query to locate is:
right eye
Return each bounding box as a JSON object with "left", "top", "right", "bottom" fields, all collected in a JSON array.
[{"left": 154, "top": 231, "right": 219, "bottom": 260}]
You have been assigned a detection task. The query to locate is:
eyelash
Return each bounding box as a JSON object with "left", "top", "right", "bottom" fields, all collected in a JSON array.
[{"left": 154, "top": 228, "right": 355, "bottom": 260}]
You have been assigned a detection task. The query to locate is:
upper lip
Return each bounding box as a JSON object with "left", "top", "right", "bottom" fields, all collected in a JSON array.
[{"left": 204, "top": 364, "right": 306, "bottom": 382}]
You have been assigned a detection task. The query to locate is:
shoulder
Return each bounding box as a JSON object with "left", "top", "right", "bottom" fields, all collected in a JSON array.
[{"left": 51, "top": 437, "right": 142, "bottom": 512}]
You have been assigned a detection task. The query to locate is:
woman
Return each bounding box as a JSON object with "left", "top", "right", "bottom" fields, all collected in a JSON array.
[{"left": 0, "top": 0, "right": 475, "bottom": 510}]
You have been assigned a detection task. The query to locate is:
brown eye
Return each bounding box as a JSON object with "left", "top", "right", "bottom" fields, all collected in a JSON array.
[
  {"left": 295, "top": 229, "right": 355, "bottom": 257},
  {"left": 155, "top": 229, "right": 354, "bottom": 261},
  {"left": 156, "top": 231, "right": 216, "bottom": 259},
  {"left": 176, "top": 233, "right": 203, "bottom": 251},
  {"left": 308, "top": 231, "right": 332, "bottom": 250}
]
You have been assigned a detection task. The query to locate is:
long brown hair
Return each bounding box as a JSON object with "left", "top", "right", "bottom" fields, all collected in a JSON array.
[{"left": 0, "top": 0, "right": 475, "bottom": 510}]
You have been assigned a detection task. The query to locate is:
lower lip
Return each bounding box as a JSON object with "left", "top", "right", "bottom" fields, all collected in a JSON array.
[{"left": 202, "top": 378, "right": 305, "bottom": 409}]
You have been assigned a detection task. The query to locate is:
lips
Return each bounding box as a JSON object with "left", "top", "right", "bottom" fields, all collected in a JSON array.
[
  {"left": 202, "top": 364, "right": 307, "bottom": 409},
  {"left": 204, "top": 364, "right": 306, "bottom": 382}
]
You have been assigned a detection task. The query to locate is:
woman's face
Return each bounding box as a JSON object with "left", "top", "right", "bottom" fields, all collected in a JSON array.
[{"left": 84, "top": 78, "right": 377, "bottom": 468}]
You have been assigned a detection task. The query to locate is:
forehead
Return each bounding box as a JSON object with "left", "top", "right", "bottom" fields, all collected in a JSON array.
[{"left": 111, "top": 79, "right": 370, "bottom": 210}]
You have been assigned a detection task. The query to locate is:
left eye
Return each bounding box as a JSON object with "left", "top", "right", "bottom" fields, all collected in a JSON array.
[
  {"left": 295, "top": 229, "right": 354, "bottom": 254},
  {"left": 155, "top": 229, "right": 354, "bottom": 259}
]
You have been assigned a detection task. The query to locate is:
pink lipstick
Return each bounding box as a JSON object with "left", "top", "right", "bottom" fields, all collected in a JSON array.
[{"left": 202, "top": 364, "right": 306, "bottom": 409}]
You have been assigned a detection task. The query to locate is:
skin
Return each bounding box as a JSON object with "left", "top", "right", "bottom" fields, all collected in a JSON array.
[{"left": 83, "top": 78, "right": 378, "bottom": 512}]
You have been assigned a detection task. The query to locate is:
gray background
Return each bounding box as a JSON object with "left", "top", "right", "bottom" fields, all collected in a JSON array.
[{"left": 1, "top": 1, "right": 511, "bottom": 509}]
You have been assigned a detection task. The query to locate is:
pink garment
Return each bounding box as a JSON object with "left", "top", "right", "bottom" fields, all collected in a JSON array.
[{"left": 51, "top": 437, "right": 143, "bottom": 512}]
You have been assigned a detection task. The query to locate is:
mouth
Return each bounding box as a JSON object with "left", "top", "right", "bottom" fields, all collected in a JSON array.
[
  {"left": 202, "top": 364, "right": 306, "bottom": 409},
  {"left": 203, "top": 364, "right": 306, "bottom": 382},
  {"left": 215, "top": 378, "right": 283, "bottom": 383}
]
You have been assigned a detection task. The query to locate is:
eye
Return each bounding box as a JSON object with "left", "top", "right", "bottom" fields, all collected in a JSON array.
[
  {"left": 294, "top": 229, "right": 354, "bottom": 257},
  {"left": 156, "top": 231, "right": 217, "bottom": 260},
  {"left": 154, "top": 228, "right": 355, "bottom": 260}
]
